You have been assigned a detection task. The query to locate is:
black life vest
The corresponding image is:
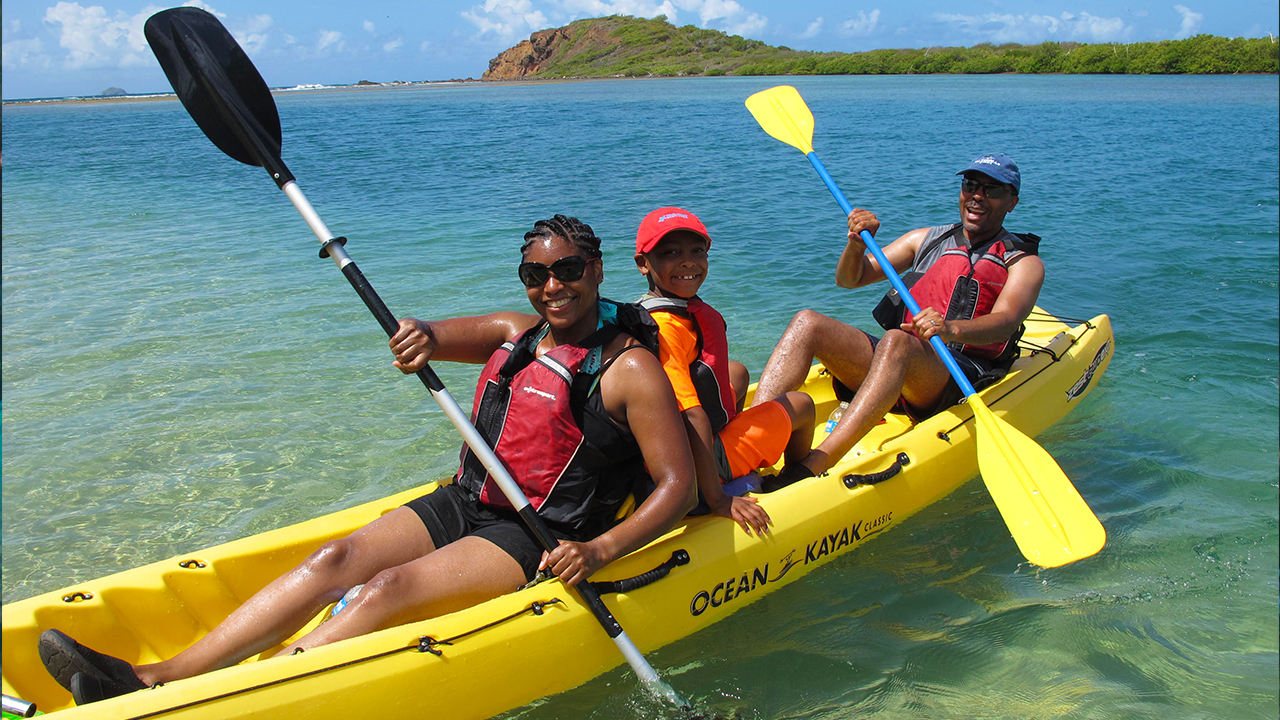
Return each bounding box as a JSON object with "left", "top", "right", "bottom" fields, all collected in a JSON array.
[
  {"left": 639, "top": 295, "right": 736, "bottom": 432},
  {"left": 455, "top": 301, "right": 658, "bottom": 534}
]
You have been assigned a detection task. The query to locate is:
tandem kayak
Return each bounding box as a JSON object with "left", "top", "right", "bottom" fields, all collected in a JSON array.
[{"left": 1, "top": 308, "right": 1112, "bottom": 719}]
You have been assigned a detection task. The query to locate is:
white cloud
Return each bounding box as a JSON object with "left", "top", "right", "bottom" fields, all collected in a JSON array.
[
  {"left": 2, "top": 36, "right": 51, "bottom": 70},
  {"left": 800, "top": 17, "right": 823, "bottom": 39},
  {"left": 1173, "top": 5, "right": 1202, "bottom": 38},
  {"left": 839, "top": 9, "right": 880, "bottom": 37},
  {"left": 675, "top": 0, "right": 766, "bottom": 35},
  {"left": 316, "top": 29, "right": 344, "bottom": 53},
  {"left": 383, "top": 38, "right": 403, "bottom": 52},
  {"left": 363, "top": 20, "right": 376, "bottom": 35},
  {"left": 41, "top": 1, "right": 165, "bottom": 69},
  {"left": 936, "top": 11, "right": 1128, "bottom": 43},
  {"left": 555, "top": 1, "right": 678, "bottom": 22},
  {"left": 461, "top": 0, "right": 550, "bottom": 44},
  {"left": 552, "top": 0, "right": 764, "bottom": 36},
  {"left": 234, "top": 14, "right": 272, "bottom": 54}
]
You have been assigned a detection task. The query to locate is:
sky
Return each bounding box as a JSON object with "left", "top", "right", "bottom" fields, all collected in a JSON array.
[{"left": 2, "top": 0, "right": 1275, "bottom": 99}]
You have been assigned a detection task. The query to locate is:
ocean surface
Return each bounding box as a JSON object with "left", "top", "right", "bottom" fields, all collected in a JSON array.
[{"left": 3, "top": 75, "right": 1277, "bottom": 719}]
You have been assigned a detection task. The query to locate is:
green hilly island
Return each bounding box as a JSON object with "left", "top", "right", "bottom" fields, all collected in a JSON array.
[{"left": 482, "top": 15, "right": 1278, "bottom": 80}]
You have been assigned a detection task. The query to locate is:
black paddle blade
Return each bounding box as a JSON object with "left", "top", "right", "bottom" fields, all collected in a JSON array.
[{"left": 145, "top": 7, "right": 294, "bottom": 187}]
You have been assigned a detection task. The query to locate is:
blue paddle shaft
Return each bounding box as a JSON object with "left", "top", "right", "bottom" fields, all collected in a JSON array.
[{"left": 805, "top": 151, "right": 979, "bottom": 398}]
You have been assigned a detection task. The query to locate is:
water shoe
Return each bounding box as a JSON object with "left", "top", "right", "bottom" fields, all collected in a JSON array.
[
  {"left": 760, "top": 464, "right": 816, "bottom": 493},
  {"left": 70, "top": 671, "right": 141, "bottom": 705},
  {"left": 38, "top": 629, "right": 146, "bottom": 694}
]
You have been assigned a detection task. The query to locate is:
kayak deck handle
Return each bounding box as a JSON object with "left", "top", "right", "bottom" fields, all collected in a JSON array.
[
  {"left": 843, "top": 453, "right": 911, "bottom": 488},
  {"left": 591, "top": 550, "right": 691, "bottom": 596}
]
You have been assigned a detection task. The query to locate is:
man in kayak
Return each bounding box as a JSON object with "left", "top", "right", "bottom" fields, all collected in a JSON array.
[
  {"left": 38, "top": 215, "right": 697, "bottom": 705},
  {"left": 633, "top": 207, "right": 816, "bottom": 535},
  {"left": 751, "top": 153, "right": 1044, "bottom": 484}
]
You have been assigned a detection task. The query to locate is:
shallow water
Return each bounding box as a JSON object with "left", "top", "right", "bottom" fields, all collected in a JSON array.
[{"left": 4, "top": 75, "right": 1277, "bottom": 718}]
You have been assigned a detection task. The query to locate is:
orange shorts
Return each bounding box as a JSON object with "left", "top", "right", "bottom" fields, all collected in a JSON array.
[{"left": 718, "top": 400, "right": 792, "bottom": 480}]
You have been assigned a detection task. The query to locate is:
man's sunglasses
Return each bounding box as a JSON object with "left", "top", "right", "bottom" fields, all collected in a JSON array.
[
  {"left": 518, "top": 255, "right": 591, "bottom": 288},
  {"left": 960, "top": 178, "right": 1014, "bottom": 199}
]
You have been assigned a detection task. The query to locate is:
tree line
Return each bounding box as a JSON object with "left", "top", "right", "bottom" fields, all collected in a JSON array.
[
  {"left": 521, "top": 16, "right": 1278, "bottom": 79},
  {"left": 737, "top": 35, "right": 1279, "bottom": 76}
]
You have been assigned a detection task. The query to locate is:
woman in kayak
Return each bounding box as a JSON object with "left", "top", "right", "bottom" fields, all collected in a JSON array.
[{"left": 39, "top": 214, "right": 697, "bottom": 705}]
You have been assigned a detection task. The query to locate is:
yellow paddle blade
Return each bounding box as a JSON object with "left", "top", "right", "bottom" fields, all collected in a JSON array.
[
  {"left": 745, "top": 85, "right": 815, "bottom": 155},
  {"left": 971, "top": 398, "right": 1106, "bottom": 567}
]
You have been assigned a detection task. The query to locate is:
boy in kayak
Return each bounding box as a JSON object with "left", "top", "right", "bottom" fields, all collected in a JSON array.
[
  {"left": 634, "top": 207, "right": 815, "bottom": 535},
  {"left": 751, "top": 154, "right": 1044, "bottom": 484},
  {"left": 39, "top": 215, "right": 697, "bottom": 705}
]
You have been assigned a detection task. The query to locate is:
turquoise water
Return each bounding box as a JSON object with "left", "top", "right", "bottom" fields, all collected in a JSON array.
[{"left": 3, "top": 75, "right": 1277, "bottom": 718}]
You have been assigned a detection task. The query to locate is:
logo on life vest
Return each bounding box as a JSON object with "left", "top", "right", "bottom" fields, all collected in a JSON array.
[
  {"left": 522, "top": 386, "right": 557, "bottom": 400},
  {"left": 1066, "top": 340, "right": 1110, "bottom": 401}
]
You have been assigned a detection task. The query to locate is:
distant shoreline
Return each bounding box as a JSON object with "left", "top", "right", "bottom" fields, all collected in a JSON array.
[
  {"left": 1, "top": 77, "right": 628, "bottom": 105},
  {"left": 5, "top": 71, "right": 1274, "bottom": 106}
]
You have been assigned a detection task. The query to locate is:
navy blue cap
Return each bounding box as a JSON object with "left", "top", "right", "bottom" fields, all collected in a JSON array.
[{"left": 957, "top": 153, "right": 1020, "bottom": 193}]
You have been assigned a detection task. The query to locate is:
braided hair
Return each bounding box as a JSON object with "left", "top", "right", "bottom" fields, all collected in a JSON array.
[{"left": 520, "top": 215, "right": 603, "bottom": 259}]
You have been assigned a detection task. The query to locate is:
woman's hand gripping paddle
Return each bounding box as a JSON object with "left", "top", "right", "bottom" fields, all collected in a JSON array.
[
  {"left": 745, "top": 85, "right": 1105, "bottom": 568},
  {"left": 143, "top": 6, "right": 695, "bottom": 711}
]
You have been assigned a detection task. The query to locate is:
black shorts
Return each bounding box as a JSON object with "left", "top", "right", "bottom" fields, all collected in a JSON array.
[
  {"left": 403, "top": 483, "right": 576, "bottom": 583},
  {"left": 832, "top": 331, "right": 1006, "bottom": 421}
]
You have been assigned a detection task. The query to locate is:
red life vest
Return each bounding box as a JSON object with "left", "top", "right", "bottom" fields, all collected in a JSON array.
[
  {"left": 455, "top": 306, "right": 656, "bottom": 533},
  {"left": 905, "top": 228, "right": 1037, "bottom": 361},
  {"left": 639, "top": 295, "right": 737, "bottom": 432}
]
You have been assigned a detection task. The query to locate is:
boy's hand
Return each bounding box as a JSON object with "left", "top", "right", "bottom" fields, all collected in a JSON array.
[{"left": 708, "top": 493, "right": 771, "bottom": 536}]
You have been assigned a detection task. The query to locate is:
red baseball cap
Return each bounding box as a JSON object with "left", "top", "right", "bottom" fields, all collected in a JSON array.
[{"left": 636, "top": 207, "right": 712, "bottom": 254}]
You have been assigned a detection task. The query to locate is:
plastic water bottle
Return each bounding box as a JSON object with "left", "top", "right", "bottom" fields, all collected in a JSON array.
[
  {"left": 825, "top": 401, "right": 849, "bottom": 433},
  {"left": 329, "top": 584, "right": 364, "bottom": 618}
]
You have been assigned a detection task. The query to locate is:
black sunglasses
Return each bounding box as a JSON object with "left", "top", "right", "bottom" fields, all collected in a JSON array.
[
  {"left": 518, "top": 255, "right": 591, "bottom": 288},
  {"left": 961, "top": 178, "right": 1014, "bottom": 199}
]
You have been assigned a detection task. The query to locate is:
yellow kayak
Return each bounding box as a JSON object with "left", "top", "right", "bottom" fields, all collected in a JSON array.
[{"left": 1, "top": 309, "right": 1113, "bottom": 719}]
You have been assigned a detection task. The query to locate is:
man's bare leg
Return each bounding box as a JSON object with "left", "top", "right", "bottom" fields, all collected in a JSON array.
[
  {"left": 806, "top": 330, "right": 952, "bottom": 474},
  {"left": 752, "top": 310, "right": 877, "bottom": 407}
]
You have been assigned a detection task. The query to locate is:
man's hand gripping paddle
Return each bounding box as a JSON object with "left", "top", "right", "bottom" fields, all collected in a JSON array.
[
  {"left": 144, "top": 6, "right": 696, "bottom": 711},
  {"left": 745, "top": 85, "right": 1105, "bottom": 568}
]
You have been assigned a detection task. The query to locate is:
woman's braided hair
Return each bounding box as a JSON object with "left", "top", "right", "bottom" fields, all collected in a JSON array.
[{"left": 520, "top": 215, "right": 602, "bottom": 259}]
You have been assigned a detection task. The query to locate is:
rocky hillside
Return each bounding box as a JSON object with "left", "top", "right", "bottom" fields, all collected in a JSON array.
[
  {"left": 482, "top": 15, "right": 1278, "bottom": 79},
  {"left": 482, "top": 15, "right": 776, "bottom": 80}
]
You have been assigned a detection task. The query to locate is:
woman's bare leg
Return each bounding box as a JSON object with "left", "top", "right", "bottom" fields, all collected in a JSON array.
[
  {"left": 277, "top": 535, "right": 526, "bottom": 653},
  {"left": 133, "top": 506, "right": 435, "bottom": 685}
]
